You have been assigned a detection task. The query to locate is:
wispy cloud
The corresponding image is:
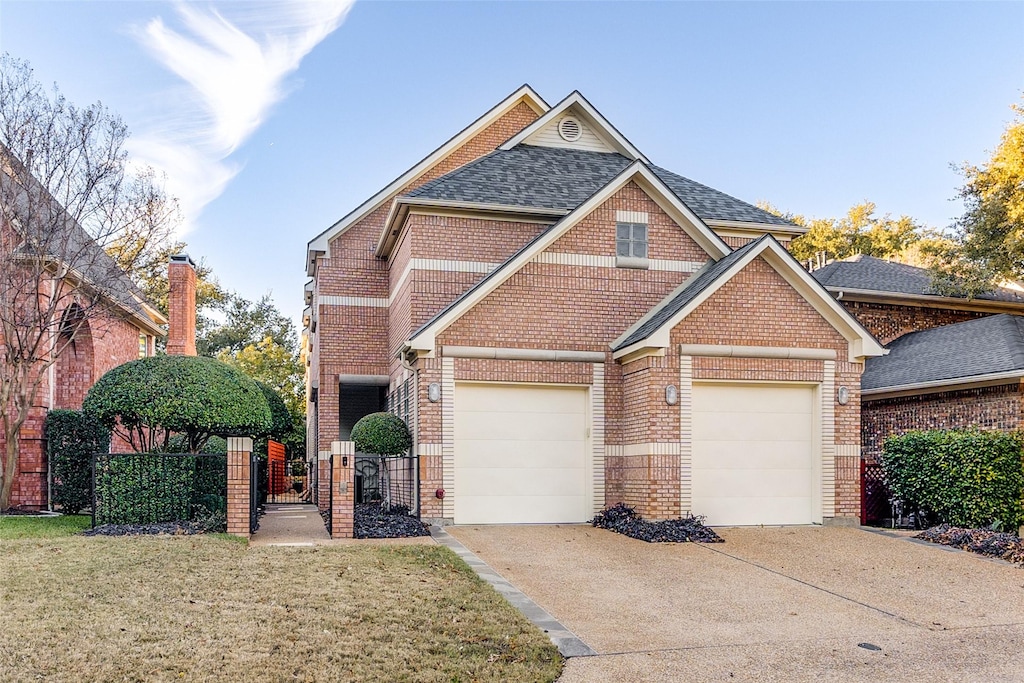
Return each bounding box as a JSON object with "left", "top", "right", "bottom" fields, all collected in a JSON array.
[{"left": 128, "top": 0, "right": 353, "bottom": 231}]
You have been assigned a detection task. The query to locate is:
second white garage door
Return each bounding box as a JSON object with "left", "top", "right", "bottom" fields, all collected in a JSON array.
[
  {"left": 454, "top": 383, "right": 589, "bottom": 524},
  {"left": 692, "top": 383, "right": 817, "bottom": 526}
]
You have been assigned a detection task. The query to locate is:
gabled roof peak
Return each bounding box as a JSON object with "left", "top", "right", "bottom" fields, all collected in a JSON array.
[{"left": 498, "top": 90, "right": 649, "bottom": 163}]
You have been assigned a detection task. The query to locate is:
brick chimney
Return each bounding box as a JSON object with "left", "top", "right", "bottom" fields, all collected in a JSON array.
[{"left": 166, "top": 253, "right": 197, "bottom": 356}]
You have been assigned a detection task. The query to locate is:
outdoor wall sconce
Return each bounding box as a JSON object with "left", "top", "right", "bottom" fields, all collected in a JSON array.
[
  {"left": 665, "top": 384, "right": 678, "bottom": 406},
  {"left": 427, "top": 382, "right": 441, "bottom": 402},
  {"left": 837, "top": 386, "right": 850, "bottom": 406}
]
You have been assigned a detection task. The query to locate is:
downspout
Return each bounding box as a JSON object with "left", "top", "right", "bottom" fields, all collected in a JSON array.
[{"left": 399, "top": 345, "right": 420, "bottom": 516}]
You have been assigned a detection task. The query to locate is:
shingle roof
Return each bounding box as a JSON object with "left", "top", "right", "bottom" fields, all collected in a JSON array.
[
  {"left": 613, "top": 237, "right": 764, "bottom": 351},
  {"left": 862, "top": 314, "right": 1024, "bottom": 391},
  {"left": 811, "top": 254, "right": 1024, "bottom": 304},
  {"left": 406, "top": 145, "right": 796, "bottom": 227}
]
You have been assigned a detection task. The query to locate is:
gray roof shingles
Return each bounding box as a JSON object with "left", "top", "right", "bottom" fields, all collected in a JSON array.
[
  {"left": 862, "top": 314, "right": 1024, "bottom": 391},
  {"left": 613, "top": 237, "right": 764, "bottom": 350},
  {"left": 406, "top": 145, "right": 795, "bottom": 227},
  {"left": 811, "top": 254, "right": 1024, "bottom": 304}
]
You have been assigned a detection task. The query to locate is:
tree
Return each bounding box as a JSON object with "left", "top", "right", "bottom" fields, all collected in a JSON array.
[
  {"left": 0, "top": 54, "right": 179, "bottom": 509},
  {"left": 762, "top": 201, "right": 931, "bottom": 265},
  {"left": 351, "top": 412, "right": 411, "bottom": 511},
  {"left": 83, "top": 355, "right": 272, "bottom": 453},
  {"left": 936, "top": 99, "right": 1024, "bottom": 295}
]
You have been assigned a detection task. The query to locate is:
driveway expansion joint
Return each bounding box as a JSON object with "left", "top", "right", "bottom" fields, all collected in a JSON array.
[{"left": 429, "top": 526, "right": 598, "bottom": 658}]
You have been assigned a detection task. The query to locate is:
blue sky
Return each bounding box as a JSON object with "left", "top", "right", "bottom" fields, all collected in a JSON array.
[{"left": 2, "top": 1, "right": 1023, "bottom": 327}]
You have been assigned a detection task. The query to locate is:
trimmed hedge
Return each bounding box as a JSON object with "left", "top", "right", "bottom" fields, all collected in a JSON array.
[
  {"left": 257, "top": 381, "right": 292, "bottom": 440},
  {"left": 882, "top": 429, "right": 1024, "bottom": 530},
  {"left": 352, "top": 412, "right": 411, "bottom": 456},
  {"left": 46, "top": 410, "right": 110, "bottom": 514},
  {"left": 83, "top": 355, "right": 271, "bottom": 452},
  {"left": 93, "top": 453, "right": 226, "bottom": 529}
]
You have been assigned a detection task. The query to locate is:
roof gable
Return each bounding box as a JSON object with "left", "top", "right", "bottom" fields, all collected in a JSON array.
[
  {"left": 498, "top": 91, "right": 649, "bottom": 163},
  {"left": 306, "top": 84, "right": 549, "bottom": 275},
  {"left": 405, "top": 162, "right": 731, "bottom": 353},
  {"left": 613, "top": 236, "right": 887, "bottom": 363}
]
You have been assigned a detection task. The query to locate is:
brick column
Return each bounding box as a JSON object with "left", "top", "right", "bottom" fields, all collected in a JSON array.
[
  {"left": 226, "top": 437, "right": 253, "bottom": 538},
  {"left": 317, "top": 452, "right": 331, "bottom": 512},
  {"left": 166, "top": 254, "right": 197, "bottom": 356},
  {"left": 330, "top": 441, "right": 355, "bottom": 538}
]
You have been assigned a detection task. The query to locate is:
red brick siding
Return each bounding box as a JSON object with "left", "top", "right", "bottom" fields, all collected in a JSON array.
[
  {"left": 840, "top": 300, "right": 988, "bottom": 345},
  {"left": 861, "top": 383, "right": 1022, "bottom": 461}
]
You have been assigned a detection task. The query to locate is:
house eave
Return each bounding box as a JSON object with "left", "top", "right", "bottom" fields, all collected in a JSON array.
[
  {"left": 829, "top": 287, "right": 1024, "bottom": 314},
  {"left": 862, "top": 371, "right": 1024, "bottom": 400}
]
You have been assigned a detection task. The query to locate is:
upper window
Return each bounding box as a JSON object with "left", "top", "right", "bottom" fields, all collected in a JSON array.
[{"left": 616, "top": 222, "right": 648, "bottom": 259}]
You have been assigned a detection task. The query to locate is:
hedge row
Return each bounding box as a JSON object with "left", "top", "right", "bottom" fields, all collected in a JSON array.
[
  {"left": 46, "top": 410, "right": 110, "bottom": 514},
  {"left": 882, "top": 429, "right": 1024, "bottom": 530}
]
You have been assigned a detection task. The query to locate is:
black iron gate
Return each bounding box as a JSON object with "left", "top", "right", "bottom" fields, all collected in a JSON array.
[
  {"left": 250, "top": 453, "right": 263, "bottom": 533},
  {"left": 324, "top": 453, "right": 333, "bottom": 532}
]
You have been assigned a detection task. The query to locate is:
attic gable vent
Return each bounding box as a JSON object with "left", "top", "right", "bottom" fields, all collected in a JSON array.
[{"left": 558, "top": 116, "right": 582, "bottom": 142}]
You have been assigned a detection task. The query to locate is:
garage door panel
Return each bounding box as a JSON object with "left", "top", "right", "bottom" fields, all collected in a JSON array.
[
  {"left": 457, "top": 468, "right": 586, "bottom": 497},
  {"left": 693, "top": 441, "right": 815, "bottom": 469},
  {"left": 455, "top": 412, "right": 584, "bottom": 442},
  {"left": 455, "top": 383, "right": 589, "bottom": 525},
  {"left": 457, "top": 496, "right": 588, "bottom": 525},
  {"left": 692, "top": 383, "right": 816, "bottom": 526},
  {"left": 453, "top": 440, "right": 585, "bottom": 469}
]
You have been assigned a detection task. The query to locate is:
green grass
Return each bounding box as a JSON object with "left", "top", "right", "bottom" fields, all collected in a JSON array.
[
  {"left": 0, "top": 513, "right": 91, "bottom": 539},
  {"left": 0, "top": 534, "right": 563, "bottom": 682}
]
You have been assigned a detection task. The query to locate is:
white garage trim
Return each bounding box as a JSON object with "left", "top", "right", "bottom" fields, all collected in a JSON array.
[
  {"left": 451, "top": 381, "right": 593, "bottom": 524},
  {"left": 684, "top": 379, "right": 824, "bottom": 526},
  {"left": 591, "top": 363, "right": 606, "bottom": 515}
]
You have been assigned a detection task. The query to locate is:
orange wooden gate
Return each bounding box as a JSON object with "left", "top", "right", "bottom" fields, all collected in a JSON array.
[{"left": 267, "top": 440, "right": 288, "bottom": 496}]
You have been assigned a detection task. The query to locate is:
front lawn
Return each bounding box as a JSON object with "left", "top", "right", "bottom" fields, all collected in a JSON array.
[
  {"left": 0, "top": 531, "right": 562, "bottom": 682},
  {"left": 0, "top": 513, "right": 91, "bottom": 539}
]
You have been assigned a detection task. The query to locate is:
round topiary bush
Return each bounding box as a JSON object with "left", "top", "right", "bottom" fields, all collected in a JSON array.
[
  {"left": 83, "top": 355, "right": 272, "bottom": 453},
  {"left": 351, "top": 412, "right": 411, "bottom": 456},
  {"left": 256, "top": 381, "right": 292, "bottom": 441}
]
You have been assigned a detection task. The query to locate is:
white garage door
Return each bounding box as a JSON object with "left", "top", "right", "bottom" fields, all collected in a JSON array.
[
  {"left": 454, "top": 383, "right": 589, "bottom": 524},
  {"left": 692, "top": 383, "right": 817, "bottom": 526}
]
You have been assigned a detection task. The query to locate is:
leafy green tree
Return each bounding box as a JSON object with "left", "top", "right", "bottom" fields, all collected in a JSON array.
[
  {"left": 761, "top": 201, "right": 930, "bottom": 264},
  {"left": 83, "top": 355, "right": 271, "bottom": 453},
  {"left": 199, "top": 293, "right": 296, "bottom": 357},
  {"left": 352, "top": 412, "right": 411, "bottom": 511},
  {"left": 936, "top": 99, "right": 1024, "bottom": 295}
]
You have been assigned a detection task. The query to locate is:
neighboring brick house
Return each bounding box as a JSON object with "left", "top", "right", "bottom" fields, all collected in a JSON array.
[
  {"left": 304, "top": 86, "right": 886, "bottom": 527},
  {"left": 809, "top": 255, "right": 1024, "bottom": 459},
  {"left": 0, "top": 151, "right": 166, "bottom": 509}
]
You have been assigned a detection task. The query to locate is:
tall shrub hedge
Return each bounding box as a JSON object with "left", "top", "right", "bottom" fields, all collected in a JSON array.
[
  {"left": 46, "top": 410, "right": 109, "bottom": 514},
  {"left": 882, "top": 429, "right": 1024, "bottom": 530}
]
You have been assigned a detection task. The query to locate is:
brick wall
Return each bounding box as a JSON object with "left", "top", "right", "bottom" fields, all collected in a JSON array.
[
  {"left": 861, "top": 382, "right": 1022, "bottom": 461},
  {"left": 840, "top": 300, "right": 988, "bottom": 345}
]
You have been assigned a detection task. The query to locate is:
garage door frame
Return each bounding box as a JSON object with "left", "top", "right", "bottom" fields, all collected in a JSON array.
[
  {"left": 452, "top": 380, "right": 594, "bottom": 524},
  {"left": 688, "top": 379, "right": 823, "bottom": 526}
]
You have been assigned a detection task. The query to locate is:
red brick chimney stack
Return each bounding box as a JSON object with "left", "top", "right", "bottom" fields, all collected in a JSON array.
[{"left": 166, "top": 253, "right": 197, "bottom": 356}]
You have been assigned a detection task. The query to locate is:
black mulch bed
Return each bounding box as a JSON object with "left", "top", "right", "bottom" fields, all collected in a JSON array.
[
  {"left": 82, "top": 522, "right": 214, "bottom": 536},
  {"left": 354, "top": 503, "right": 430, "bottom": 539},
  {"left": 591, "top": 503, "right": 723, "bottom": 543},
  {"left": 916, "top": 525, "right": 1024, "bottom": 566}
]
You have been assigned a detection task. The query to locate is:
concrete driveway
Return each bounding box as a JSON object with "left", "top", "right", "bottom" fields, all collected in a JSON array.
[{"left": 447, "top": 525, "right": 1024, "bottom": 682}]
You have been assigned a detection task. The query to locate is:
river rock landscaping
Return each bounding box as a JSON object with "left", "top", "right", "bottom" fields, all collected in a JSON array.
[
  {"left": 591, "top": 503, "right": 723, "bottom": 543},
  {"left": 916, "top": 525, "right": 1024, "bottom": 566}
]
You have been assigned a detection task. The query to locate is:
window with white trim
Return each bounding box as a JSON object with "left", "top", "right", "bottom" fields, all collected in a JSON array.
[{"left": 616, "top": 221, "right": 648, "bottom": 267}]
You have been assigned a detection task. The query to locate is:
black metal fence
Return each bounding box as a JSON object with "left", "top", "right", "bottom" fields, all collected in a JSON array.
[
  {"left": 92, "top": 452, "right": 227, "bottom": 527},
  {"left": 250, "top": 453, "right": 264, "bottom": 533}
]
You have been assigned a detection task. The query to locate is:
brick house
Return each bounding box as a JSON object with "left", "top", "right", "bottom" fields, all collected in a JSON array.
[
  {"left": 809, "top": 255, "right": 1024, "bottom": 459},
  {"left": 0, "top": 150, "right": 166, "bottom": 509},
  {"left": 304, "top": 86, "right": 887, "bottom": 527}
]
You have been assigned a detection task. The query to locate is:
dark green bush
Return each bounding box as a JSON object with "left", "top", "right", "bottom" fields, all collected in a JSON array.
[
  {"left": 882, "top": 429, "right": 1024, "bottom": 530},
  {"left": 352, "top": 412, "right": 411, "bottom": 456},
  {"left": 46, "top": 410, "right": 110, "bottom": 514},
  {"left": 93, "top": 453, "right": 227, "bottom": 528},
  {"left": 256, "top": 381, "right": 292, "bottom": 441},
  {"left": 83, "top": 355, "right": 271, "bottom": 452}
]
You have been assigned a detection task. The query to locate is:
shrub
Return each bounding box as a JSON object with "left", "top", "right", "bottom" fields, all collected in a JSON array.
[
  {"left": 93, "top": 452, "right": 226, "bottom": 528},
  {"left": 83, "top": 355, "right": 272, "bottom": 452},
  {"left": 882, "top": 429, "right": 1024, "bottom": 530},
  {"left": 352, "top": 412, "right": 411, "bottom": 456},
  {"left": 256, "top": 381, "right": 291, "bottom": 441},
  {"left": 46, "top": 410, "right": 110, "bottom": 514}
]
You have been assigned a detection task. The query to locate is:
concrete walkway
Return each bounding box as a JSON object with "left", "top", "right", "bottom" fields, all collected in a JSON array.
[
  {"left": 249, "top": 503, "right": 329, "bottom": 546},
  {"left": 449, "top": 524, "right": 1024, "bottom": 682}
]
